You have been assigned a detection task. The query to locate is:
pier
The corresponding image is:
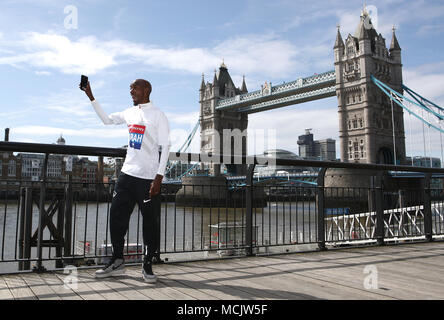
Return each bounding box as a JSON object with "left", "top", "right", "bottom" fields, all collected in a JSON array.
[
  {"left": 1, "top": 141, "right": 444, "bottom": 301},
  {"left": 1, "top": 241, "right": 443, "bottom": 300}
]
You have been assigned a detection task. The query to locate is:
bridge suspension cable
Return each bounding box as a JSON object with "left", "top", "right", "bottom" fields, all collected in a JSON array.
[
  {"left": 371, "top": 75, "right": 444, "bottom": 166},
  {"left": 403, "top": 83, "right": 444, "bottom": 165},
  {"left": 371, "top": 76, "right": 444, "bottom": 133},
  {"left": 164, "top": 120, "right": 200, "bottom": 179}
]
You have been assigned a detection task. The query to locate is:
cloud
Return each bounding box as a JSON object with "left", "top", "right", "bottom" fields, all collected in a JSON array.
[
  {"left": 248, "top": 100, "right": 339, "bottom": 155},
  {"left": 5, "top": 32, "right": 117, "bottom": 74},
  {"left": 166, "top": 111, "right": 199, "bottom": 127},
  {"left": 35, "top": 70, "right": 51, "bottom": 76},
  {"left": 403, "top": 63, "right": 444, "bottom": 102},
  {"left": 23, "top": 88, "right": 101, "bottom": 126},
  {"left": 0, "top": 31, "right": 303, "bottom": 79}
]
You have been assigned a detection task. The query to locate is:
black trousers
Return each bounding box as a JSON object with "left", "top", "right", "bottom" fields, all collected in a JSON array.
[{"left": 110, "top": 172, "right": 160, "bottom": 260}]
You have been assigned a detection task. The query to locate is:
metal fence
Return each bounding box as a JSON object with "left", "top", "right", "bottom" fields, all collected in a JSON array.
[{"left": 1, "top": 141, "right": 444, "bottom": 274}]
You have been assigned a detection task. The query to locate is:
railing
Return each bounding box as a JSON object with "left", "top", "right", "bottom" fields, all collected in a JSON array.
[{"left": 1, "top": 141, "right": 444, "bottom": 274}]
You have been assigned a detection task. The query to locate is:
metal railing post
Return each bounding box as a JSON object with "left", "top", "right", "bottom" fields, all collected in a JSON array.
[
  {"left": 245, "top": 164, "right": 255, "bottom": 256},
  {"left": 423, "top": 173, "right": 433, "bottom": 242},
  {"left": 18, "top": 188, "right": 26, "bottom": 271},
  {"left": 23, "top": 188, "right": 33, "bottom": 270},
  {"left": 35, "top": 153, "right": 49, "bottom": 272},
  {"left": 374, "top": 171, "right": 385, "bottom": 246},
  {"left": 316, "top": 168, "right": 327, "bottom": 251},
  {"left": 56, "top": 195, "right": 65, "bottom": 269},
  {"left": 63, "top": 174, "right": 73, "bottom": 265}
]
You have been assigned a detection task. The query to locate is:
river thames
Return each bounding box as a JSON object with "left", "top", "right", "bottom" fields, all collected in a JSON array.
[{"left": 0, "top": 201, "right": 318, "bottom": 273}]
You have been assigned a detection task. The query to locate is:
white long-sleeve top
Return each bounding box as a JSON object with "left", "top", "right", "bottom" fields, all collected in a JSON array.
[{"left": 91, "top": 100, "right": 170, "bottom": 180}]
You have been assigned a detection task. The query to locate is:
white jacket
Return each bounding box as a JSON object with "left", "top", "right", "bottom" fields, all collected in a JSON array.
[{"left": 92, "top": 100, "right": 170, "bottom": 180}]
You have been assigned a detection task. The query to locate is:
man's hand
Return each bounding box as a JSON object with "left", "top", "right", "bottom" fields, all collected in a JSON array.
[
  {"left": 149, "top": 174, "right": 163, "bottom": 198},
  {"left": 80, "top": 81, "right": 95, "bottom": 101}
]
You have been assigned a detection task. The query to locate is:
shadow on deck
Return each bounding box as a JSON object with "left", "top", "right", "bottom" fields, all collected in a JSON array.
[{"left": 1, "top": 241, "right": 444, "bottom": 300}]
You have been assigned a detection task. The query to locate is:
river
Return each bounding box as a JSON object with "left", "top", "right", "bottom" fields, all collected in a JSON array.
[{"left": 0, "top": 200, "right": 318, "bottom": 273}]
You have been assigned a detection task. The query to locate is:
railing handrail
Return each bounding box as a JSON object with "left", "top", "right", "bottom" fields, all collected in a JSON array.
[{"left": 2, "top": 141, "right": 444, "bottom": 174}]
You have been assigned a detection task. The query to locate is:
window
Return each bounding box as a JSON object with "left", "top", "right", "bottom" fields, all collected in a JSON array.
[{"left": 8, "top": 160, "right": 16, "bottom": 177}]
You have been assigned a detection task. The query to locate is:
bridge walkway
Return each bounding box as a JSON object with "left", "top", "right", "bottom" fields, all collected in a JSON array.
[{"left": 0, "top": 241, "right": 443, "bottom": 300}]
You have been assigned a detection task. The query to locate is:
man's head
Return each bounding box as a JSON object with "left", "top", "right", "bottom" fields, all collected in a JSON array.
[{"left": 130, "top": 79, "right": 152, "bottom": 106}]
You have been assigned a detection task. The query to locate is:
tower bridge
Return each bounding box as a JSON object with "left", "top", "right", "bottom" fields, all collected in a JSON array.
[
  {"left": 167, "top": 7, "right": 443, "bottom": 184},
  {"left": 198, "top": 9, "right": 407, "bottom": 177}
]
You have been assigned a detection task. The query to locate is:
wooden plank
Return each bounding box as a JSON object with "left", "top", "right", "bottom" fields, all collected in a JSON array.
[
  {"left": 272, "top": 252, "right": 402, "bottom": 296},
  {"left": 231, "top": 256, "right": 390, "bottom": 300},
  {"left": 120, "top": 267, "right": 177, "bottom": 300},
  {"left": 313, "top": 246, "right": 444, "bottom": 298},
  {"left": 172, "top": 260, "right": 295, "bottom": 300},
  {"left": 212, "top": 258, "right": 329, "bottom": 300},
  {"left": 246, "top": 244, "right": 444, "bottom": 300},
  {"left": 349, "top": 245, "right": 444, "bottom": 269},
  {"left": 157, "top": 263, "right": 251, "bottom": 300},
  {"left": 3, "top": 275, "right": 37, "bottom": 300},
  {"left": 274, "top": 257, "right": 411, "bottom": 300},
  {"left": 82, "top": 269, "right": 148, "bottom": 300},
  {"left": 20, "top": 273, "right": 61, "bottom": 300},
  {"left": 155, "top": 280, "right": 197, "bottom": 300},
  {"left": 0, "top": 276, "right": 14, "bottom": 300},
  {"left": 38, "top": 272, "right": 82, "bottom": 300},
  {"left": 154, "top": 265, "right": 218, "bottom": 300},
  {"left": 73, "top": 270, "right": 129, "bottom": 300},
  {"left": 123, "top": 266, "right": 197, "bottom": 300},
  {"left": 82, "top": 269, "right": 129, "bottom": 300},
  {"left": 124, "top": 267, "right": 195, "bottom": 300},
  {"left": 52, "top": 270, "right": 105, "bottom": 300},
  {"left": 1, "top": 242, "right": 444, "bottom": 301}
]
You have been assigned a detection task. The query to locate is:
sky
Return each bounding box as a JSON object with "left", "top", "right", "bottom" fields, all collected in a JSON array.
[{"left": 1, "top": 0, "right": 444, "bottom": 160}]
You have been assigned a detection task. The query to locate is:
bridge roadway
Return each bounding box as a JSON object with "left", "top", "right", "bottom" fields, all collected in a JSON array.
[
  {"left": 1, "top": 241, "right": 444, "bottom": 300},
  {"left": 215, "top": 70, "right": 336, "bottom": 114}
]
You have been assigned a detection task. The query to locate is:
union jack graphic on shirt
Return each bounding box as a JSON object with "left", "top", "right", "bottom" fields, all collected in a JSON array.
[{"left": 128, "top": 124, "right": 146, "bottom": 150}]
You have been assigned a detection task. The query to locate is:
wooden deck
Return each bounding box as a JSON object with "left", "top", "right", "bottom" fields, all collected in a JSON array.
[{"left": 1, "top": 241, "right": 444, "bottom": 300}]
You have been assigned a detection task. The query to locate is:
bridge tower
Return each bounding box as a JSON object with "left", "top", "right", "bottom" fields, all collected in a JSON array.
[
  {"left": 334, "top": 9, "right": 406, "bottom": 164},
  {"left": 199, "top": 62, "right": 248, "bottom": 176}
]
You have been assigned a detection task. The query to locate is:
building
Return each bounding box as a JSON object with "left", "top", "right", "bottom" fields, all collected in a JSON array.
[
  {"left": 72, "top": 157, "right": 97, "bottom": 190},
  {"left": 20, "top": 153, "right": 65, "bottom": 181},
  {"left": 19, "top": 135, "right": 66, "bottom": 182},
  {"left": 1, "top": 128, "right": 21, "bottom": 183},
  {"left": 334, "top": 9, "right": 406, "bottom": 164},
  {"left": 0, "top": 152, "right": 21, "bottom": 181},
  {"left": 297, "top": 129, "right": 336, "bottom": 161},
  {"left": 255, "top": 149, "right": 315, "bottom": 176}
]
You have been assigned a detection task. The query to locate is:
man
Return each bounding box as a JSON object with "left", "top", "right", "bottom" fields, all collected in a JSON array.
[{"left": 81, "top": 79, "right": 170, "bottom": 283}]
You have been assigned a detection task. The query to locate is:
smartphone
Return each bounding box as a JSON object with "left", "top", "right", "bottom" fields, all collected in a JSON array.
[{"left": 80, "top": 75, "right": 88, "bottom": 90}]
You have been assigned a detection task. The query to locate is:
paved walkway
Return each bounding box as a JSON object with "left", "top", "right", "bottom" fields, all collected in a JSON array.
[{"left": 1, "top": 241, "right": 444, "bottom": 300}]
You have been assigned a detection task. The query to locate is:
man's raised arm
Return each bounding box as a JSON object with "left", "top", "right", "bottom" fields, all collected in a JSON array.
[{"left": 80, "top": 81, "right": 125, "bottom": 125}]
